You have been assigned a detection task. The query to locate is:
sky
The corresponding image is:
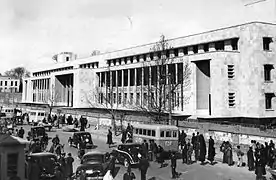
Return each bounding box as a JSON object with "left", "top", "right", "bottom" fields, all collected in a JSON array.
[{"left": 0, "top": 0, "right": 275, "bottom": 74}]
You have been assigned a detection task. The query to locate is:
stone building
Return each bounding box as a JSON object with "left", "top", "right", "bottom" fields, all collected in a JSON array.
[
  {"left": 0, "top": 76, "right": 20, "bottom": 93},
  {"left": 22, "top": 22, "right": 276, "bottom": 124}
]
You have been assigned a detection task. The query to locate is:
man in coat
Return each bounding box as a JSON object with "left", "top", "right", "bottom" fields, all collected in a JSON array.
[
  {"left": 207, "top": 136, "right": 215, "bottom": 165},
  {"left": 171, "top": 152, "right": 179, "bottom": 179},
  {"left": 139, "top": 154, "right": 149, "bottom": 180},
  {"left": 65, "top": 153, "right": 74, "bottom": 178},
  {"left": 247, "top": 146, "right": 255, "bottom": 171}
]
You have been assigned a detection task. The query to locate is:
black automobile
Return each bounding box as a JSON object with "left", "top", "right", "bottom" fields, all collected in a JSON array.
[
  {"left": 27, "top": 152, "right": 58, "bottom": 178},
  {"left": 28, "top": 126, "right": 47, "bottom": 140},
  {"left": 112, "top": 143, "right": 143, "bottom": 167},
  {"left": 73, "top": 151, "right": 114, "bottom": 180},
  {"left": 69, "top": 132, "right": 93, "bottom": 149}
]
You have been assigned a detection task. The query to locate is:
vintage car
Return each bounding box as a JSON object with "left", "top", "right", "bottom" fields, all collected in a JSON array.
[
  {"left": 27, "top": 152, "right": 58, "bottom": 178},
  {"left": 69, "top": 132, "right": 93, "bottom": 149},
  {"left": 27, "top": 126, "right": 47, "bottom": 140},
  {"left": 73, "top": 163, "right": 104, "bottom": 180},
  {"left": 111, "top": 143, "right": 143, "bottom": 167},
  {"left": 76, "top": 151, "right": 114, "bottom": 179}
]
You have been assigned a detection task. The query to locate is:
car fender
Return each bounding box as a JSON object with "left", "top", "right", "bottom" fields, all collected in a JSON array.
[{"left": 115, "top": 149, "right": 134, "bottom": 164}]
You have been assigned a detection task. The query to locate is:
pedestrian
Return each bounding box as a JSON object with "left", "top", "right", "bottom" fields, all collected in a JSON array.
[
  {"left": 157, "top": 145, "right": 165, "bottom": 168},
  {"left": 18, "top": 127, "right": 24, "bottom": 138},
  {"left": 247, "top": 146, "right": 255, "bottom": 171},
  {"left": 108, "top": 153, "right": 116, "bottom": 177},
  {"left": 65, "top": 153, "right": 74, "bottom": 179},
  {"left": 121, "top": 129, "right": 127, "bottom": 144},
  {"left": 187, "top": 140, "right": 193, "bottom": 165},
  {"left": 52, "top": 134, "right": 60, "bottom": 146},
  {"left": 123, "top": 166, "right": 136, "bottom": 180},
  {"left": 59, "top": 153, "right": 66, "bottom": 174},
  {"left": 255, "top": 144, "right": 266, "bottom": 179},
  {"left": 182, "top": 141, "right": 188, "bottom": 164},
  {"left": 226, "top": 141, "right": 233, "bottom": 166},
  {"left": 199, "top": 134, "right": 206, "bottom": 165},
  {"left": 139, "top": 154, "right": 149, "bottom": 180},
  {"left": 107, "top": 127, "right": 113, "bottom": 148},
  {"left": 207, "top": 136, "right": 216, "bottom": 165},
  {"left": 220, "top": 141, "right": 227, "bottom": 164},
  {"left": 80, "top": 116, "right": 85, "bottom": 131},
  {"left": 142, "top": 140, "right": 149, "bottom": 159},
  {"left": 170, "top": 151, "right": 179, "bottom": 179},
  {"left": 236, "top": 145, "right": 244, "bottom": 167}
]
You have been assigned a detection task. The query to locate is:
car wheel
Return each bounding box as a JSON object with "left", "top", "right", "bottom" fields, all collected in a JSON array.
[{"left": 124, "top": 158, "right": 129, "bottom": 168}]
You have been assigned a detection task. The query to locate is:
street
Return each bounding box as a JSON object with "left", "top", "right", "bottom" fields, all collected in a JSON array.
[{"left": 22, "top": 125, "right": 269, "bottom": 180}]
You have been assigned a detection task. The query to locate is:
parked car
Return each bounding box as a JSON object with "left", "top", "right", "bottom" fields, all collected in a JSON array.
[
  {"left": 75, "top": 151, "right": 114, "bottom": 179},
  {"left": 112, "top": 143, "right": 143, "bottom": 167},
  {"left": 27, "top": 126, "right": 48, "bottom": 140},
  {"left": 69, "top": 132, "right": 93, "bottom": 149},
  {"left": 27, "top": 152, "right": 58, "bottom": 178}
]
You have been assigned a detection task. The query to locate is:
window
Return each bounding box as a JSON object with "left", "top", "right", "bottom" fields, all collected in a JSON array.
[
  {"left": 215, "top": 41, "right": 225, "bottom": 51},
  {"left": 143, "top": 129, "right": 146, "bottom": 135},
  {"left": 135, "top": 129, "right": 138, "bottom": 134},
  {"left": 193, "top": 45, "right": 198, "bottom": 53},
  {"left": 136, "top": 93, "right": 140, "bottom": 105},
  {"left": 139, "top": 129, "right": 142, "bottom": 134},
  {"left": 152, "top": 130, "right": 156, "bottom": 137},
  {"left": 118, "top": 93, "right": 122, "bottom": 104},
  {"left": 7, "top": 153, "right": 18, "bottom": 177},
  {"left": 113, "top": 93, "right": 116, "bottom": 104},
  {"left": 203, "top": 44, "right": 209, "bottom": 52},
  {"left": 263, "top": 37, "right": 273, "bottom": 51},
  {"left": 130, "top": 93, "right": 134, "bottom": 104},
  {"left": 147, "top": 130, "right": 151, "bottom": 136},
  {"left": 228, "top": 92, "right": 236, "bottom": 107},
  {"left": 173, "top": 131, "right": 177, "bottom": 137},
  {"left": 5, "top": 81, "right": 7, "bottom": 86},
  {"left": 228, "top": 65, "right": 235, "bottom": 79},
  {"left": 231, "top": 38, "right": 239, "bottom": 50},
  {"left": 0, "top": 81, "right": 2, "bottom": 86},
  {"left": 264, "top": 64, "right": 274, "bottom": 81},
  {"left": 166, "top": 131, "right": 171, "bottom": 137},
  {"left": 160, "top": 131, "right": 165, "bottom": 137},
  {"left": 11, "top": 81, "right": 13, "bottom": 86},
  {"left": 265, "top": 93, "right": 275, "bottom": 110},
  {"left": 124, "top": 93, "right": 127, "bottom": 105}
]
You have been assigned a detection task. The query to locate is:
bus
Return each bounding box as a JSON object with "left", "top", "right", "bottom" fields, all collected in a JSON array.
[
  {"left": 132, "top": 123, "right": 179, "bottom": 152},
  {"left": 29, "top": 110, "right": 46, "bottom": 125},
  {"left": 1, "top": 107, "right": 15, "bottom": 118}
]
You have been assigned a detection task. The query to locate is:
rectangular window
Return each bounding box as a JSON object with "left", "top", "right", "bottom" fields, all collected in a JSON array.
[
  {"left": 264, "top": 64, "right": 274, "bottom": 81},
  {"left": 215, "top": 41, "right": 225, "bottom": 51},
  {"left": 152, "top": 130, "right": 156, "bottom": 137},
  {"left": 173, "top": 131, "right": 177, "bottom": 137},
  {"left": 11, "top": 81, "right": 13, "bottom": 86},
  {"left": 136, "top": 93, "right": 140, "bottom": 105},
  {"left": 118, "top": 93, "right": 122, "bottom": 104},
  {"left": 166, "top": 131, "right": 171, "bottom": 137},
  {"left": 265, "top": 93, "right": 275, "bottom": 110},
  {"left": 135, "top": 129, "right": 138, "bottom": 134},
  {"left": 228, "top": 65, "right": 235, "bottom": 79},
  {"left": 5, "top": 81, "right": 7, "bottom": 86},
  {"left": 113, "top": 93, "right": 116, "bottom": 104},
  {"left": 160, "top": 131, "right": 164, "bottom": 137},
  {"left": 228, "top": 92, "right": 236, "bottom": 107},
  {"left": 203, "top": 44, "right": 209, "bottom": 52},
  {"left": 143, "top": 129, "right": 146, "bottom": 135},
  {"left": 231, "top": 38, "right": 239, "bottom": 50},
  {"left": 139, "top": 129, "right": 142, "bottom": 134},
  {"left": 193, "top": 45, "right": 198, "bottom": 53},
  {"left": 263, "top": 37, "right": 273, "bottom": 51},
  {"left": 147, "top": 130, "right": 151, "bottom": 136},
  {"left": 7, "top": 153, "right": 18, "bottom": 177},
  {"left": 0, "top": 81, "right": 2, "bottom": 86}
]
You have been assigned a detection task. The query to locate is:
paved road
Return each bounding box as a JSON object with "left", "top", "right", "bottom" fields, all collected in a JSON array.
[{"left": 20, "top": 125, "right": 271, "bottom": 180}]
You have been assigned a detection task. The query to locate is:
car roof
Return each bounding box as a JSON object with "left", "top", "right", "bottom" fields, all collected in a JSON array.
[
  {"left": 74, "top": 132, "right": 91, "bottom": 135},
  {"left": 31, "top": 126, "right": 45, "bottom": 129},
  {"left": 76, "top": 163, "right": 103, "bottom": 171},
  {"left": 83, "top": 150, "right": 106, "bottom": 157},
  {"left": 118, "top": 143, "right": 141, "bottom": 146},
  {"left": 29, "top": 152, "right": 56, "bottom": 157}
]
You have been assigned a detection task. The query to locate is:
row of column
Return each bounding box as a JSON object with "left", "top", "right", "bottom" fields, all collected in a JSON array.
[
  {"left": 57, "top": 75, "right": 73, "bottom": 107},
  {"left": 98, "top": 63, "right": 186, "bottom": 111},
  {"left": 32, "top": 78, "right": 50, "bottom": 103}
]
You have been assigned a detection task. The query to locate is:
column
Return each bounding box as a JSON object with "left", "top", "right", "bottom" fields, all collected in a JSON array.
[
  {"left": 121, "top": 69, "right": 124, "bottom": 105},
  {"left": 141, "top": 67, "right": 144, "bottom": 105},
  {"left": 128, "top": 69, "right": 130, "bottom": 104},
  {"left": 134, "top": 68, "right": 137, "bottom": 104},
  {"left": 99, "top": 72, "right": 102, "bottom": 88},
  {"left": 116, "top": 70, "right": 118, "bottom": 105},
  {"left": 105, "top": 71, "right": 108, "bottom": 104},
  {"left": 175, "top": 64, "right": 178, "bottom": 110}
]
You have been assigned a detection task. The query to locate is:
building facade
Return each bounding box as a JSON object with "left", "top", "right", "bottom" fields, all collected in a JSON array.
[
  {"left": 0, "top": 76, "right": 20, "bottom": 93},
  {"left": 22, "top": 22, "right": 276, "bottom": 121}
]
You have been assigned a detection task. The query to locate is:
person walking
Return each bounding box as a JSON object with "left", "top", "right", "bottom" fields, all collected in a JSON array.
[
  {"left": 123, "top": 166, "right": 136, "bottom": 180},
  {"left": 247, "top": 146, "right": 255, "bottom": 171},
  {"left": 107, "top": 127, "right": 113, "bottom": 148},
  {"left": 226, "top": 141, "right": 233, "bottom": 166},
  {"left": 207, "top": 136, "right": 216, "bottom": 165},
  {"left": 139, "top": 154, "right": 150, "bottom": 180},
  {"left": 182, "top": 141, "right": 188, "bottom": 164},
  {"left": 65, "top": 153, "right": 74, "bottom": 179},
  {"left": 236, "top": 145, "right": 244, "bottom": 167},
  {"left": 171, "top": 152, "right": 179, "bottom": 179},
  {"left": 199, "top": 134, "right": 206, "bottom": 165},
  {"left": 142, "top": 140, "right": 149, "bottom": 160},
  {"left": 187, "top": 140, "right": 193, "bottom": 165}
]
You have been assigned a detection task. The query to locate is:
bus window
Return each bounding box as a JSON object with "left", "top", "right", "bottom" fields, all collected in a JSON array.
[
  {"left": 139, "top": 129, "right": 142, "bottom": 134},
  {"left": 143, "top": 129, "right": 146, "bottom": 135},
  {"left": 135, "top": 129, "right": 139, "bottom": 134},
  {"left": 147, "top": 130, "right": 151, "bottom": 136},
  {"left": 166, "top": 131, "right": 171, "bottom": 137},
  {"left": 173, "top": 131, "right": 177, "bottom": 137},
  {"left": 152, "top": 130, "right": 156, "bottom": 137},
  {"left": 40, "top": 113, "right": 45, "bottom": 116},
  {"left": 30, "top": 112, "right": 36, "bottom": 116},
  {"left": 160, "top": 131, "right": 164, "bottom": 137}
]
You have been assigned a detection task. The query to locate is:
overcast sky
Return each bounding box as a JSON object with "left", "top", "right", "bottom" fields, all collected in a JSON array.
[{"left": 0, "top": 0, "right": 275, "bottom": 74}]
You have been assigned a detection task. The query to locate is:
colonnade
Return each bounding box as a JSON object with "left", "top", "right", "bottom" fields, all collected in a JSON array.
[{"left": 31, "top": 78, "right": 50, "bottom": 103}]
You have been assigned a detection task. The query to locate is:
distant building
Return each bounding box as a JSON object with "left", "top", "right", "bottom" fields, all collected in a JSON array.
[
  {"left": 0, "top": 76, "right": 20, "bottom": 93},
  {"left": 22, "top": 22, "right": 276, "bottom": 123}
]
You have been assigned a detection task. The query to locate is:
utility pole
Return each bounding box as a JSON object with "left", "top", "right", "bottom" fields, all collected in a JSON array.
[{"left": 168, "top": 73, "right": 172, "bottom": 125}]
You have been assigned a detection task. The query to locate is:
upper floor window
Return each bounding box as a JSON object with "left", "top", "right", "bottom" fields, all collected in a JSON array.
[
  {"left": 264, "top": 64, "right": 274, "bottom": 82},
  {"left": 0, "top": 81, "right": 2, "bottom": 86},
  {"left": 228, "top": 92, "right": 236, "bottom": 107},
  {"left": 228, "top": 65, "right": 235, "bottom": 79},
  {"left": 11, "top": 81, "right": 13, "bottom": 86},
  {"left": 4, "top": 81, "right": 7, "bottom": 86},
  {"left": 231, "top": 38, "right": 239, "bottom": 50},
  {"left": 265, "top": 93, "right": 275, "bottom": 110},
  {"left": 15, "top": 81, "right": 17, "bottom": 86},
  {"left": 215, "top": 41, "right": 225, "bottom": 51},
  {"left": 263, "top": 37, "right": 273, "bottom": 51}
]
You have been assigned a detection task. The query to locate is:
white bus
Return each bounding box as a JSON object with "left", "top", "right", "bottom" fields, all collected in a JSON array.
[
  {"left": 132, "top": 123, "right": 179, "bottom": 152},
  {"left": 29, "top": 110, "right": 46, "bottom": 125}
]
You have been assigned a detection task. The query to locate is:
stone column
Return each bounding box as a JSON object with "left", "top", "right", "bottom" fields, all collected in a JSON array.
[
  {"left": 134, "top": 68, "right": 137, "bottom": 104},
  {"left": 121, "top": 69, "right": 124, "bottom": 105},
  {"left": 116, "top": 70, "right": 118, "bottom": 105},
  {"left": 128, "top": 69, "right": 130, "bottom": 103},
  {"left": 141, "top": 67, "right": 144, "bottom": 105}
]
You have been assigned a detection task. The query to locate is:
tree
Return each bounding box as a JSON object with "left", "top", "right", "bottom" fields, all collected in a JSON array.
[
  {"left": 43, "top": 84, "right": 59, "bottom": 115},
  {"left": 4, "top": 67, "right": 30, "bottom": 92},
  {"left": 137, "top": 35, "right": 191, "bottom": 124}
]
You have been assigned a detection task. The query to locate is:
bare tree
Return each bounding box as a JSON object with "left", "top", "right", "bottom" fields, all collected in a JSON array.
[
  {"left": 137, "top": 35, "right": 191, "bottom": 124},
  {"left": 43, "top": 84, "right": 59, "bottom": 115},
  {"left": 5, "top": 67, "right": 30, "bottom": 92}
]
